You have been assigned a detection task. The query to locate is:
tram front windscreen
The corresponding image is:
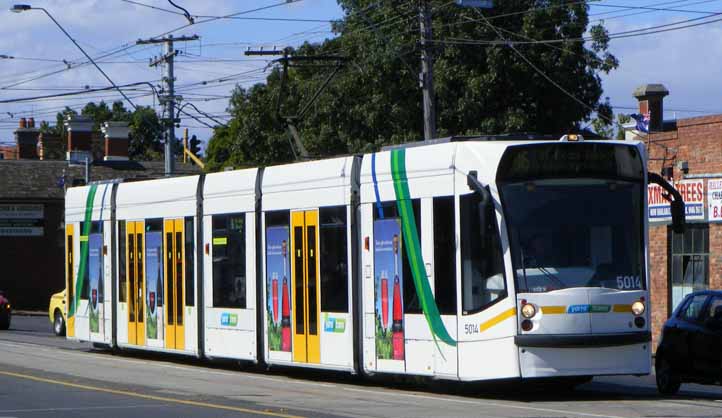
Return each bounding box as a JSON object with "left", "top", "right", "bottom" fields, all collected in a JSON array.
[{"left": 496, "top": 143, "right": 646, "bottom": 293}]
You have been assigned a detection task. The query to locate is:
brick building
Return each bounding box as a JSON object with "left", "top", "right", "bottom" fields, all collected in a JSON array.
[
  {"left": 0, "top": 116, "right": 200, "bottom": 310},
  {"left": 625, "top": 84, "right": 722, "bottom": 348}
]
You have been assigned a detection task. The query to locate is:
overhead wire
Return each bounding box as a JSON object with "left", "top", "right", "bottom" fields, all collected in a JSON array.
[
  {"left": 433, "top": 10, "right": 722, "bottom": 46},
  {"left": 120, "top": 0, "right": 333, "bottom": 23}
]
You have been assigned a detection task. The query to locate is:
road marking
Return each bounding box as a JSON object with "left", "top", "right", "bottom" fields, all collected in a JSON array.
[
  {"left": 0, "top": 370, "right": 304, "bottom": 418},
  {"left": 0, "top": 404, "right": 166, "bottom": 413},
  {"left": 0, "top": 340, "right": 336, "bottom": 389},
  {"left": 342, "top": 387, "right": 629, "bottom": 418}
]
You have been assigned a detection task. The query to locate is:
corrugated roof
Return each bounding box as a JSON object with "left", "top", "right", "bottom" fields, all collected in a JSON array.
[{"left": 0, "top": 159, "right": 201, "bottom": 200}]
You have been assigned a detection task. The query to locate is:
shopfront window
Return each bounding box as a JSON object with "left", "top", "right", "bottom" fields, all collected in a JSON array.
[{"left": 669, "top": 224, "right": 709, "bottom": 313}]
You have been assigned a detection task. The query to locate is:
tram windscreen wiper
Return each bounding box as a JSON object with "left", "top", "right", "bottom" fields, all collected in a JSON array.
[{"left": 538, "top": 266, "right": 566, "bottom": 290}]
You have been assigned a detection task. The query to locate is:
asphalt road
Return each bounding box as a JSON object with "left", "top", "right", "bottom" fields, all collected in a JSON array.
[{"left": 1, "top": 315, "right": 722, "bottom": 418}]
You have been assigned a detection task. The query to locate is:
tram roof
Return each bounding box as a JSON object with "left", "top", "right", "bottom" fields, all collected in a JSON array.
[{"left": 381, "top": 133, "right": 610, "bottom": 151}]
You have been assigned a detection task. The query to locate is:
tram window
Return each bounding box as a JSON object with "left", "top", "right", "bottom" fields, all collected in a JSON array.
[
  {"left": 433, "top": 196, "right": 457, "bottom": 315},
  {"left": 79, "top": 221, "right": 102, "bottom": 300},
  {"left": 212, "top": 214, "right": 246, "bottom": 309},
  {"left": 118, "top": 221, "right": 126, "bottom": 303},
  {"left": 373, "top": 200, "right": 422, "bottom": 314},
  {"left": 460, "top": 193, "right": 506, "bottom": 315},
  {"left": 266, "top": 210, "right": 290, "bottom": 227},
  {"left": 146, "top": 219, "right": 163, "bottom": 307},
  {"left": 185, "top": 217, "right": 194, "bottom": 306},
  {"left": 320, "top": 206, "right": 348, "bottom": 313}
]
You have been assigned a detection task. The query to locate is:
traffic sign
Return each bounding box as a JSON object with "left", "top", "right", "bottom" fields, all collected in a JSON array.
[{"left": 456, "top": 0, "right": 493, "bottom": 8}]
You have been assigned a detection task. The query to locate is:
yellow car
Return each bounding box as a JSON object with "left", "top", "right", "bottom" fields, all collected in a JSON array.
[{"left": 49, "top": 290, "right": 66, "bottom": 336}]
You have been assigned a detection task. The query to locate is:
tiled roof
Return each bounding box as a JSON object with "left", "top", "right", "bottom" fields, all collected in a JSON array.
[{"left": 0, "top": 159, "right": 202, "bottom": 200}]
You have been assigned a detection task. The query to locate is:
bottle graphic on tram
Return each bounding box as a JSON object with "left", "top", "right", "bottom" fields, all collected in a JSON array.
[
  {"left": 391, "top": 234, "right": 404, "bottom": 360},
  {"left": 381, "top": 271, "right": 389, "bottom": 335},
  {"left": 272, "top": 272, "right": 279, "bottom": 324},
  {"left": 281, "top": 239, "right": 291, "bottom": 352}
]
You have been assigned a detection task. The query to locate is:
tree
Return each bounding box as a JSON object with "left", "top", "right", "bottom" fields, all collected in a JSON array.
[
  {"left": 208, "top": 1, "right": 619, "bottom": 170},
  {"left": 51, "top": 101, "right": 166, "bottom": 160},
  {"left": 128, "top": 106, "right": 164, "bottom": 160}
]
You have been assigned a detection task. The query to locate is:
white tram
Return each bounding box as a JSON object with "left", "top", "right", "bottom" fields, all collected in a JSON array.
[{"left": 63, "top": 135, "right": 685, "bottom": 382}]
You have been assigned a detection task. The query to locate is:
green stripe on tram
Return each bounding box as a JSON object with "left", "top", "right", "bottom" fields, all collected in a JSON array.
[
  {"left": 390, "top": 149, "right": 456, "bottom": 347},
  {"left": 69, "top": 184, "right": 97, "bottom": 319}
]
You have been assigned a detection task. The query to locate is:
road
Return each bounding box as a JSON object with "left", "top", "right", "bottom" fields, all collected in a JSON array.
[{"left": 1, "top": 315, "right": 721, "bottom": 418}]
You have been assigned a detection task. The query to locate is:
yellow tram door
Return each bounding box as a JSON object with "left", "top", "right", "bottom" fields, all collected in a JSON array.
[
  {"left": 127, "top": 221, "right": 146, "bottom": 346},
  {"left": 66, "top": 224, "right": 75, "bottom": 338},
  {"left": 291, "top": 210, "right": 321, "bottom": 364},
  {"left": 164, "top": 219, "right": 185, "bottom": 350}
]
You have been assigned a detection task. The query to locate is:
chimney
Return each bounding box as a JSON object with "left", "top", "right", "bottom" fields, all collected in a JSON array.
[
  {"left": 101, "top": 121, "right": 130, "bottom": 161},
  {"left": 37, "top": 131, "right": 64, "bottom": 160},
  {"left": 633, "top": 84, "right": 669, "bottom": 132},
  {"left": 64, "top": 115, "right": 93, "bottom": 161},
  {"left": 14, "top": 118, "right": 39, "bottom": 159}
]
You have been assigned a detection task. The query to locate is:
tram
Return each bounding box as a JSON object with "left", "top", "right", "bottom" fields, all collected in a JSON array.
[{"left": 63, "top": 135, "right": 684, "bottom": 382}]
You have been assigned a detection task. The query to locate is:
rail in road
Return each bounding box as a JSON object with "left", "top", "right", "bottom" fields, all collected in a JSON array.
[{"left": 1, "top": 315, "right": 721, "bottom": 418}]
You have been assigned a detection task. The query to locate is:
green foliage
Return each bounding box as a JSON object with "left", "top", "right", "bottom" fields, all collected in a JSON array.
[
  {"left": 89, "top": 306, "right": 99, "bottom": 333},
  {"left": 616, "top": 113, "right": 632, "bottom": 140},
  {"left": 267, "top": 310, "right": 282, "bottom": 351},
  {"left": 146, "top": 308, "right": 157, "bottom": 339},
  {"left": 53, "top": 101, "right": 166, "bottom": 160},
  {"left": 205, "top": 0, "right": 619, "bottom": 170},
  {"left": 375, "top": 314, "right": 392, "bottom": 359}
]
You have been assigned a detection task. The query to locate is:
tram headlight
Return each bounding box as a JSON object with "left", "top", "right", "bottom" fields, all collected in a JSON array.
[
  {"left": 521, "top": 303, "right": 537, "bottom": 319},
  {"left": 631, "top": 301, "right": 645, "bottom": 316}
]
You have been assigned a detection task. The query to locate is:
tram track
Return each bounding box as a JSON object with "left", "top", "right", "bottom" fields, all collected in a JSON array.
[{"left": 1, "top": 323, "right": 722, "bottom": 418}]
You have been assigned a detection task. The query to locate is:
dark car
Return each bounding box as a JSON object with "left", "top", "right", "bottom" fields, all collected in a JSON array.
[
  {"left": 0, "top": 291, "right": 10, "bottom": 330},
  {"left": 655, "top": 290, "right": 722, "bottom": 394}
]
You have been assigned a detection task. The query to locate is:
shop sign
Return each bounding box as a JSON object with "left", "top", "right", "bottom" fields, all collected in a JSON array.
[
  {"left": 0, "top": 204, "right": 44, "bottom": 236},
  {"left": 0, "top": 204, "right": 43, "bottom": 219},
  {"left": 648, "top": 179, "right": 705, "bottom": 222},
  {"left": 708, "top": 179, "right": 722, "bottom": 222}
]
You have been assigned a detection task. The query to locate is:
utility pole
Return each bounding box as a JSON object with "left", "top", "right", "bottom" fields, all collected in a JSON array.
[
  {"left": 419, "top": 0, "right": 436, "bottom": 141},
  {"left": 136, "top": 34, "right": 199, "bottom": 175},
  {"left": 183, "top": 128, "right": 188, "bottom": 164}
]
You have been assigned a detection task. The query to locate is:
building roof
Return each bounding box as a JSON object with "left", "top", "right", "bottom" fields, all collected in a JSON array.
[
  {"left": 0, "top": 159, "right": 202, "bottom": 200},
  {"left": 633, "top": 84, "right": 670, "bottom": 98}
]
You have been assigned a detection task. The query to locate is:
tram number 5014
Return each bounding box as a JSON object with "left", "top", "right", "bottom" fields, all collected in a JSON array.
[
  {"left": 464, "top": 324, "right": 480, "bottom": 335},
  {"left": 616, "top": 275, "right": 641, "bottom": 290}
]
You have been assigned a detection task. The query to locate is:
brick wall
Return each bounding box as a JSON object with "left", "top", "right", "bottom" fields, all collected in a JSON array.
[
  {"left": 645, "top": 114, "right": 722, "bottom": 347},
  {"left": 648, "top": 225, "right": 668, "bottom": 349}
]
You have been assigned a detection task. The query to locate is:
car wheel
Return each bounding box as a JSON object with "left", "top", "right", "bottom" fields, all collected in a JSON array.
[
  {"left": 0, "top": 314, "right": 9, "bottom": 330},
  {"left": 53, "top": 310, "right": 66, "bottom": 336},
  {"left": 656, "top": 355, "right": 681, "bottom": 395}
]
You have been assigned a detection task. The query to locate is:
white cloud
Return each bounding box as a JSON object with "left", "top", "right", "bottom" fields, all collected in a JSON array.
[
  {"left": 0, "top": 0, "right": 341, "bottom": 145},
  {"left": 600, "top": 13, "right": 722, "bottom": 118}
]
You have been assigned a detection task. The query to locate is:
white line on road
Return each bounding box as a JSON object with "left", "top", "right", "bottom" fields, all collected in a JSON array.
[
  {"left": 0, "top": 340, "right": 337, "bottom": 388},
  {"left": 0, "top": 404, "right": 167, "bottom": 413}
]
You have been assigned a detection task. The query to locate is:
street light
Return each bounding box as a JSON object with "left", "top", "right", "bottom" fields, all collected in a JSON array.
[
  {"left": 10, "top": 4, "right": 136, "bottom": 109},
  {"left": 10, "top": 4, "right": 31, "bottom": 12}
]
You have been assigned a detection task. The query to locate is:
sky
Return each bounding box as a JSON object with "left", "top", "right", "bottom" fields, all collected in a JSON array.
[{"left": 1, "top": 0, "right": 721, "bottom": 151}]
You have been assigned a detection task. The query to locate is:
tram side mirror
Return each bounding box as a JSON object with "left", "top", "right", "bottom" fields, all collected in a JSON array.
[
  {"left": 467, "top": 170, "right": 492, "bottom": 246},
  {"left": 670, "top": 199, "right": 685, "bottom": 234},
  {"left": 648, "top": 172, "right": 686, "bottom": 234}
]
